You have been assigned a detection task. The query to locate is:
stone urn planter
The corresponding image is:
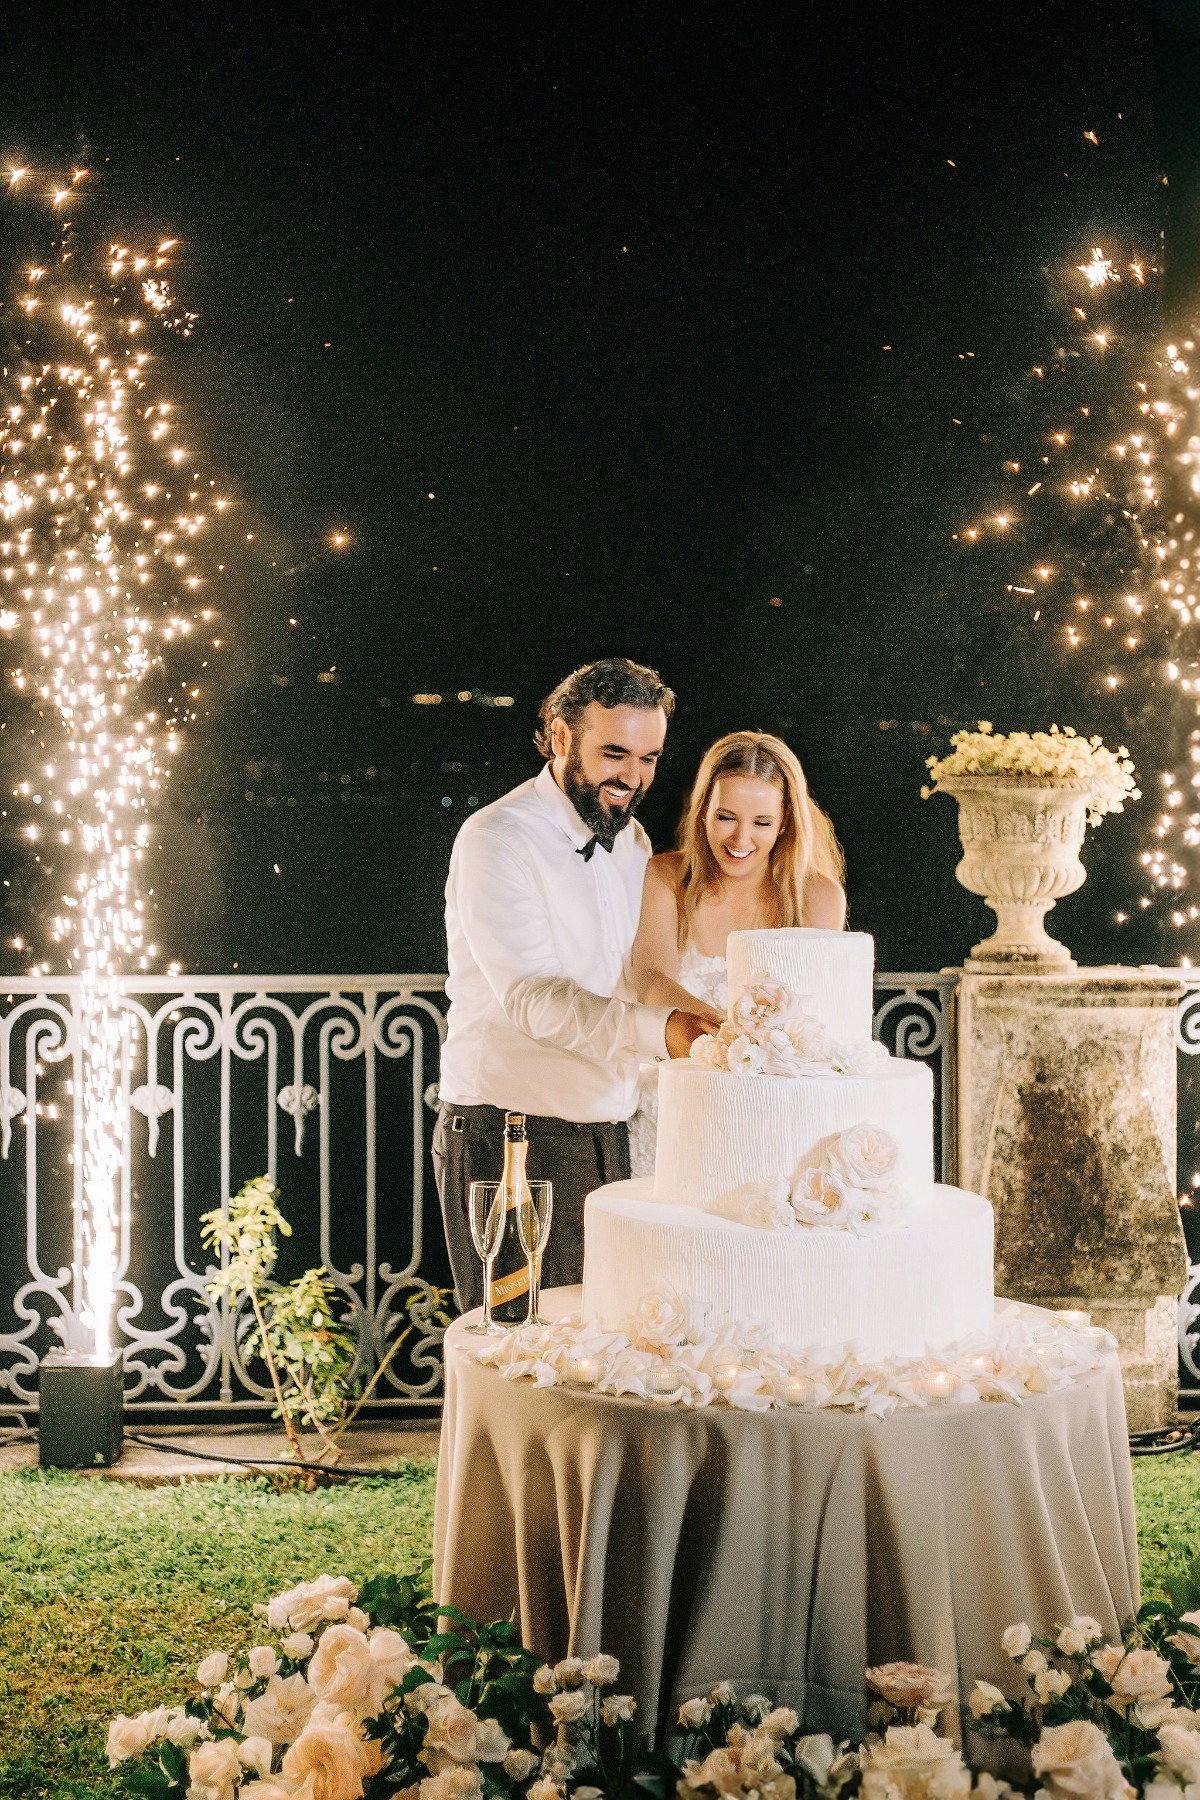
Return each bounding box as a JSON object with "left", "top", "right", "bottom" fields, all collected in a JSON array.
[{"left": 935, "top": 775, "right": 1095, "bottom": 970}]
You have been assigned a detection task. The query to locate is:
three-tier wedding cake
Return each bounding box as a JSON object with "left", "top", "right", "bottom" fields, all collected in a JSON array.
[{"left": 581, "top": 928, "right": 995, "bottom": 1359}]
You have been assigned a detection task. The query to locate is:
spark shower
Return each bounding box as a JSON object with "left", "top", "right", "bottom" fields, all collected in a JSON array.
[{"left": 0, "top": 167, "right": 226, "bottom": 1355}]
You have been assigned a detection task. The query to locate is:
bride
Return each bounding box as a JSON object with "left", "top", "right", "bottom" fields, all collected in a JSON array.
[{"left": 626, "top": 730, "right": 846, "bottom": 1177}]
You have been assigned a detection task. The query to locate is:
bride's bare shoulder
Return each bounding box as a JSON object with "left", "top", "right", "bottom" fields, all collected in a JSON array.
[
  {"left": 647, "top": 850, "right": 683, "bottom": 889},
  {"left": 804, "top": 870, "right": 848, "bottom": 929}
]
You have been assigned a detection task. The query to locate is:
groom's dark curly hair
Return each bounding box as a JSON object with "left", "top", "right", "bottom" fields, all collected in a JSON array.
[{"left": 534, "top": 657, "right": 675, "bottom": 758}]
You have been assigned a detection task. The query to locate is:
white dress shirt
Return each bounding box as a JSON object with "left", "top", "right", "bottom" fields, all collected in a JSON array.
[{"left": 439, "top": 764, "right": 673, "bottom": 1122}]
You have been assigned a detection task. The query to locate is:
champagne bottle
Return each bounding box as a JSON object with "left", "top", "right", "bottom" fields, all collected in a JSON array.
[{"left": 490, "top": 1112, "right": 533, "bottom": 1324}]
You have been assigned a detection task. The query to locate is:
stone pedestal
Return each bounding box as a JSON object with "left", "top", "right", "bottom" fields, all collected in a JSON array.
[{"left": 955, "top": 968, "right": 1187, "bottom": 1431}]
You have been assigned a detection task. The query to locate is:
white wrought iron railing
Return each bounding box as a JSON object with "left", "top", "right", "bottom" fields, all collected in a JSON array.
[
  {"left": 0, "top": 976, "right": 451, "bottom": 1412},
  {"left": 1, "top": 967, "right": 1198, "bottom": 1414}
]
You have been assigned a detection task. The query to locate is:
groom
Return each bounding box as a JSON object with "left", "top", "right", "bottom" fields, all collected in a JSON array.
[{"left": 435, "top": 656, "right": 712, "bottom": 1309}]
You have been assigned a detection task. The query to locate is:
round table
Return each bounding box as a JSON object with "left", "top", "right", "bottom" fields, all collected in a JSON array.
[{"left": 433, "top": 1289, "right": 1138, "bottom": 1742}]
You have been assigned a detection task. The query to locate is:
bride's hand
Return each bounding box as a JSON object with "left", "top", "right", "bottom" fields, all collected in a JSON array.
[{"left": 665, "top": 1009, "right": 717, "bottom": 1059}]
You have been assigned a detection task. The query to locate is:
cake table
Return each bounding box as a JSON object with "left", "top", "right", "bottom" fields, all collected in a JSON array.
[{"left": 433, "top": 1288, "right": 1138, "bottom": 1743}]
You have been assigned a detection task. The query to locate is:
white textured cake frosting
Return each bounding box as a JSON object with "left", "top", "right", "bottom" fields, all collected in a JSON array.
[
  {"left": 654, "top": 1059, "right": 934, "bottom": 1212},
  {"left": 582, "top": 1179, "right": 994, "bottom": 1358},
  {"left": 578, "top": 925, "right": 996, "bottom": 1360},
  {"left": 726, "top": 928, "right": 874, "bottom": 1042}
]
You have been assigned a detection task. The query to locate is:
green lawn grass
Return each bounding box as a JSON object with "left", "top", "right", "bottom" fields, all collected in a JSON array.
[{"left": 0, "top": 1451, "right": 1196, "bottom": 1799}]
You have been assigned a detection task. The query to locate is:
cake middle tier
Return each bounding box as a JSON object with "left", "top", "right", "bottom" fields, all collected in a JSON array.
[{"left": 653, "top": 1058, "right": 935, "bottom": 1209}]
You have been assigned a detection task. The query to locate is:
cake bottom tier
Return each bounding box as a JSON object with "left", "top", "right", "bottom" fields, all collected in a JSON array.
[{"left": 581, "top": 1178, "right": 995, "bottom": 1359}]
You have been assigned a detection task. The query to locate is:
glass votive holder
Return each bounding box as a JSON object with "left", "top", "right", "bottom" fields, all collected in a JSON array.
[
  {"left": 776, "top": 1374, "right": 815, "bottom": 1408},
  {"left": 565, "top": 1353, "right": 601, "bottom": 1386},
  {"left": 925, "top": 1370, "right": 960, "bottom": 1403},
  {"left": 710, "top": 1354, "right": 742, "bottom": 1394},
  {"left": 1056, "top": 1309, "right": 1091, "bottom": 1330},
  {"left": 645, "top": 1365, "right": 683, "bottom": 1400}
]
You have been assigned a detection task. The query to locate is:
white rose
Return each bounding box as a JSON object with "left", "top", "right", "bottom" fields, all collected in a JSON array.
[
  {"left": 678, "top": 1697, "right": 713, "bottom": 1728},
  {"left": 784, "top": 1014, "right": 836, "bottom": 1063},
  {"left": 504, "top": 1748, "right": 540, "bottom": 1781},
  {"left": 761, "top": 1707, "right": 800, "bottom": 1739},
  {"left": 1057, "top": 1626, "right": 1089, "bottom": 1658},
  {"left": 526, "top": 1780, "right": 562, "bottom": 1800},
  {"left": 281, "top": 1714, "right": 379, "bottom": 1798},
  {"left": 1110, "top": 1649, "right": 1172, "bottom": 1702},
  {"left": 968, "top": 1682, "right": 1010, "bottom": 1720},
  {"left": 420, "top": 1772, "right": 484, "bottom": 1800},
  {"left": 865, "top": 1661, "right": 956, "bottom": 1712},
  {"left": 1143, "top": 1782, "right": 1185, "bottom": 1800},
  {"left": 1070, "top": 1617, "right": 1104, "bottom": 1644},
  {"left": 711, "top": 1178, "right": 796, "bottom": 1231},
  {"left": 602, "top": 1694, "right": 636, "bottom": 1725},
  {"left": 167, "top": 1713, "right": 206, "bottom": 1747},
  {"left": 423, "top": 1695, "right": 483, "bottom": 1762},
  {"left": 196, "top": 1650, "right": 230, "bottom": 1688},
  {"left": 136, "top": 1706, "right": 174, "bottom": 1742},
  {"left": 726, "top": 1035, "right": 765, "bottom": 1075},
  {"left": 368, "top": 1627, "right": 416, "bottom": 1694},
  {"left": 308, "top": 1625, "right": 384, "bottom": 1719},
  {"left": 581, "top": 1653, "right": 620, "bottom": 1685},
  {"left": 1031, "top": 1719, "right": 1133, "bottom": 1800},
  {"left": 833, "top": 1040, "right": 891, "bottom": 1077},
  {"left": 549, "top": 1688, "right": 591, "bottom": 1724},
  {"left": 187, "top": 1737, "right": 243, "bottom": 1800},
  {"left": 1001, "top": 1624, "right": 1032, "bottom": 1658},
  {"left": 1022, "top": 1650, "right": 1049, "bottom": 1677},
  {"left": 266, "top": 1575, "right": 358, "bottom": 1633},
  {"left": 860, "top": 1724, "right": 971, "bottom": 1800},
  {"left": 1169, "top": 1632, "right": 1200, "bottom": 1670},
  {"left": 708, "top": 1681, "right": 737, "bottom": 1705},
  {"left": 633, "top": 1291, "right": 689, "bottom": 1348},
  {"left": 238, "top": 1736, "right": 275, "bottom": 1779},
  {"left": 1134, "top": 1698, "right": 1175, "bottom": 1730},
  {"left": 1159, "top": 1724, "right": 1200, "bottom": 1785},
  {"left": 283, "top": 1633, "right": 315, "bottom": 1661},
  {"left": 791, "top": 1165, "right": 852, "bottom": 1229},
  {"left": 689, "top": 1034, "right": 726, "bottom": 1070},
  {"left": 533, "top": 1665, "right": 557, "bottom": 1694},
  {"left": 830, "top": 1123, "right": 900, "bottom": 1189},
  {"left": 242, "top": 1673, "right": 318, "bottom": 1745},
  {"left": 1034, "top": 1669, "right": 1072, "bottom": 1703},
  {"left": 795, "top": 1734, "right": 837, "bottom": 1785},
  {"left": 239, "top": 1782, "right": 311, "bottom": 1800},
  {"left": 1092, "top": 1645, "right": 1125, "bottom": 1681},
  {"left": 473, "top": 1718, "right": 512, "bottom": 1763},
  {"left": 106, "top": 1714, "right": 152, "bottom": 1766}
]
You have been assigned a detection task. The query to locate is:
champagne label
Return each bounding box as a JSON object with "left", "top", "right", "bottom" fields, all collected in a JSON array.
[{"left": 490, "top": 1264, "right": 531, "bottom": 1306}]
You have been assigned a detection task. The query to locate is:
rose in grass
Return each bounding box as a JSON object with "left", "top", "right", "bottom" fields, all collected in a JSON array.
[{"left": 1031, "top": 1720, "right": 1133, "bottom": 1800}]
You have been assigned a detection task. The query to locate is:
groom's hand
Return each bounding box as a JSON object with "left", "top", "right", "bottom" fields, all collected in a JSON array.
[{"left": 665, "top": 1009, "right": 717, "bottom": 1059}]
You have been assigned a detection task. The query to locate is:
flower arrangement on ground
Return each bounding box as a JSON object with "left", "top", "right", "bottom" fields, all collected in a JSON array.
[
  {"left": 922, "top": 723, "right": 1138, "bottom": 824},
  {"left": 105, "top": 1554, "right": 1200, "bottom": 1800}
]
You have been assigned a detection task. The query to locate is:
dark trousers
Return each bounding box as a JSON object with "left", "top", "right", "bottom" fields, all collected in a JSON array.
[{"left": 432, "top": 1103, "right": 631, "bottom": 1312}]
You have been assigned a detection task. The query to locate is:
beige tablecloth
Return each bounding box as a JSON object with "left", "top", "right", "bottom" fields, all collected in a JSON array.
[{"left": 433, "top": 1291, "right": 1139, "bottom": 1741}]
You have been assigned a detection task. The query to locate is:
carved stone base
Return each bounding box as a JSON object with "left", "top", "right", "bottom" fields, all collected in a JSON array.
[{"left": 955, "top": 968, "right": 1187, "bottom": 1430}]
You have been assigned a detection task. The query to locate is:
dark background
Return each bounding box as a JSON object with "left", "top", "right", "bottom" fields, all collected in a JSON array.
[{"left": 5, "top": 0, "right": 1200, "bottom": 978}]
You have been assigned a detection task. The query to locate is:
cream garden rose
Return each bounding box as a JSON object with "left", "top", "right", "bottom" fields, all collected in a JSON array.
[
  {"left": 280, "top": 1713, "right": 380, "bottom": 1800},
  {"left": 187, "top": 1737, "right": 244, "bottom": 1800},
  {"left": 1031, "top": 1720, "right": 1134, "bottom": 1800},
  {"left": 241, "top": 1672, "right": 318, "bottom": 1744},
  {"left": 859, "top": 1724, "right": 971, "bottom": 1800},
  {"left": 830, "top": 1124, "right": 900, "bottom": 1190},
  {"left": 267, "top": 1574, "right": 358, "bottom": 1633},
  {"left": 864, "top": 1661, "right": 956, "bottom": 1712}
]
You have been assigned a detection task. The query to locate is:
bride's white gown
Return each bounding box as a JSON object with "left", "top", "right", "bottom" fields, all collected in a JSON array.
[{"left": 627, "top": 941, "right": 729, "bottom": 1180}]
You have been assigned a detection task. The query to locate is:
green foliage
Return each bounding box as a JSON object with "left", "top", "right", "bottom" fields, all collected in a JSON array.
[{"left": 200, "top": 1175, "right": 361, "bottom": 1452}]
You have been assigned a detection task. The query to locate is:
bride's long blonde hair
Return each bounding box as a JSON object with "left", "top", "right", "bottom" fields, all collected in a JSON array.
[{"left": 676, "top": 732, "right": 845, "bottom": 945}]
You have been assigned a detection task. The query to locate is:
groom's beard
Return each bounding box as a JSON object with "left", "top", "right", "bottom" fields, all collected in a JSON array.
[{"left": 562, "top": 744, "right": 645, "bottom": 845}]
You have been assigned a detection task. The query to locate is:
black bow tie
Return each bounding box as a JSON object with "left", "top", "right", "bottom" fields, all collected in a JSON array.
[{"left": 577, "top": 835, "right": 614, "bottom": 862}]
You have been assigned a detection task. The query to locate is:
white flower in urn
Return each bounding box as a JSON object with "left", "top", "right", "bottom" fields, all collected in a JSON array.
[{"left": 830, "top": 1123, "right": 901, "bottom": 1190}]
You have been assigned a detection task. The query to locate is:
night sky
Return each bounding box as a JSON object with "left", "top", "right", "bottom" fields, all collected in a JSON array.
[{"left": 5, "top": 1, "right": 1200, "bottom": 978}]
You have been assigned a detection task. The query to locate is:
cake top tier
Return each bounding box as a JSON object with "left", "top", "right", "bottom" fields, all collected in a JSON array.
[{"left": 725, "top": 929, "right": 875, "bottom": 1044}]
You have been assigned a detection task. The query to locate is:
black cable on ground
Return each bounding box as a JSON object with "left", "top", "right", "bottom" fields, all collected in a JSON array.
[
  {"left": 1129, "top": 1417, "right": 1200, "bottom": 1456},
  {"left": 124, "top": 1430, "right": 423, "bottom": 1478}
]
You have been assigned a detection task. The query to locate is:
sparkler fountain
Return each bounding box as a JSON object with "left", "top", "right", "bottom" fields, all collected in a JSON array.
[{"left": 0, "top": 169, "right": 226, "bottom": 1455}]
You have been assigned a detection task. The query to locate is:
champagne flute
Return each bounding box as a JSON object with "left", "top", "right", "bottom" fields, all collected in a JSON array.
[
  {"left": 515, "top": 1179, "right": 553, "bottom": 1327},
  {"left": 467, "top": 1181, "right": 507, "bottom": 1334}
]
